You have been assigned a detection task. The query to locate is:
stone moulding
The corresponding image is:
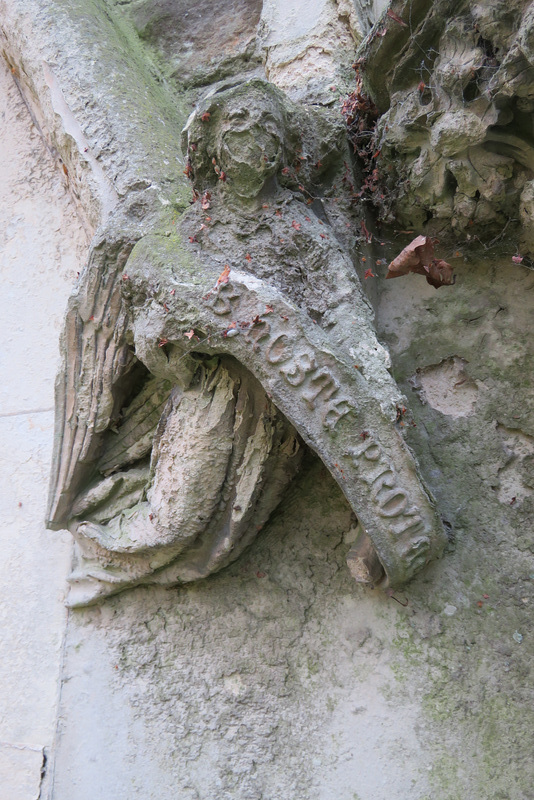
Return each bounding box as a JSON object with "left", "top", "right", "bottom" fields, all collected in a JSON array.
[{"left": 1, "top": 0, "right": 447, "bottom": 605}]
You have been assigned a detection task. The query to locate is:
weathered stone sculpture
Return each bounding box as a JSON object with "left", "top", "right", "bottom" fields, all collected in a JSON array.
[
  {"left": 356, "top": 0, "right": 534, "bottom": 255},
  {"left": 2, "top": 1, "right": 448, "bottom": 606},
  {"left": 44, "top": 77, "right": 446, "bottom": 605}
]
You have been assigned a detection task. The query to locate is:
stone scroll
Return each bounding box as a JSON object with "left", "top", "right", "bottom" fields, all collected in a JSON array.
[{"left": 126, "top": 243, "right": 447, "bottom": 587}]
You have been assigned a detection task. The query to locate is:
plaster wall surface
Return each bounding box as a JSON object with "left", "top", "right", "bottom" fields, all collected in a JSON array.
[{"left": 0, "top": 59, "right": 87, "bottom": 799}]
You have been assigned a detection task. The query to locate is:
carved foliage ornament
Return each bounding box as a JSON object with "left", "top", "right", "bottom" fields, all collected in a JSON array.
[{"left": 357, "top": 0, "right": 534, "bottom": 254}]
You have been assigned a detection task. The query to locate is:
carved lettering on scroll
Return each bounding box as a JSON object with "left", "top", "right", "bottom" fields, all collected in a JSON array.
[
  {"left": 203, "top": 280, "right": 355, "bottom": 431},
  {"left": 346, "top": 436, "right": 431, "bottom": 572}
]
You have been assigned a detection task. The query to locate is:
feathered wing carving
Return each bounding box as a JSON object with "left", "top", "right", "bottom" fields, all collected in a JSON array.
[
  {"left": 47, "top": 254, "right": 134, "bottom": 530},
  {"left": 46, "top": 245, "right": 305, "bottom": 607}
]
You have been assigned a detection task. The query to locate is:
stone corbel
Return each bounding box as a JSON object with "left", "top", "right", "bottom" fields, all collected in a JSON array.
[{"left": 1, "top": 1, "right": 447, "bottom": 606}]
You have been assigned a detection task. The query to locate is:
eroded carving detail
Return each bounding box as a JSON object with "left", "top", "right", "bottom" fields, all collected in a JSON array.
[
  {"left": 357, "top": 0, "right": 534, "bottom": 256},
  {"left": 207, "top": 279, "right": 355, "bottom": 429}
]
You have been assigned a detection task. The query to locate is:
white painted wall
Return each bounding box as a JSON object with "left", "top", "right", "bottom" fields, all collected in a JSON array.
[{"left": 0, "top": 60, "right": 87, "bottom": 799}]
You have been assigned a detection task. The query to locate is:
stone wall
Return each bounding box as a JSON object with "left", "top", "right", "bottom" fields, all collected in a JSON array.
[
  {"left": 0, "top": 2, "right": 532, "bottom": 799},
  {"left": 0, "top": 58, "right": 87, "bottom": 800}
]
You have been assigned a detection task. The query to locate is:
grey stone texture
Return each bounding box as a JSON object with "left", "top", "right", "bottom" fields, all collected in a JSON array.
[
  {"left": 0, "top": 1, "right": 532, "bottom": 799},
  {"left": 357, "top": 0, "right": 534, "bottom": 255}
]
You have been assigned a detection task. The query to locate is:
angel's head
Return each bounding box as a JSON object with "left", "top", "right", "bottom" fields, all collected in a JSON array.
[{"left": 182, "top": 79, "right": 289, "bottom": 200}]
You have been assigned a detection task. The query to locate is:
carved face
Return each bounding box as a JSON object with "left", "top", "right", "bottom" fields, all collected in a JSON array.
[
  {"left": 218, "top": 109, "right": 283, "bottom": 198},
  {"left": 182, "top": 80, "right": 288, "bottom": 199}
]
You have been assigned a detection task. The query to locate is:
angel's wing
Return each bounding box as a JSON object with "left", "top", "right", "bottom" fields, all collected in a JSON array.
[{"left": 46, "top": 257, "right": 134, "bottom": 529}]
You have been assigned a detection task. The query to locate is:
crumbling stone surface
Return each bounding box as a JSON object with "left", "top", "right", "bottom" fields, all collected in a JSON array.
[{"left": 118, "top": 0, "right": 264, "bottom": 87}]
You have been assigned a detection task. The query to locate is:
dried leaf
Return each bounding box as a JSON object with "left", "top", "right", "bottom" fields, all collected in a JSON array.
[
  {"left": 360, "top": 219, "right": 373, "bottom": 243},
  {"left": 201, "top": 191, "right": 211, "bottom": 210},
  {"left": 386, "top": 236, "right": 455, "bottom": 289},
  {"left": 216, "top": 264, "right": 231, "bottom": 286},
  {"left": 387, "top": 9, "right": 408, "bottom": 26},
  {"left": 425, "top": 258, "right": 455, "bottom": 289},
  {"left": 386, "top": 235, "right": 433, "bottom": 278}
]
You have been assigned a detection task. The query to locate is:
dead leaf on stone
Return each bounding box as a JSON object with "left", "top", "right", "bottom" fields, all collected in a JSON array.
[
  {"left": 425, "top": 258, "right": 455, "bottom": 289},
  {"left": 386, "top": 235, "right": 455, "bottom": 289},
  {"left": 386, "top": 235, "right": 432, "bottom": 277},
  {"left": 386, "top": 9, "right": 408, "bottom": 27},
  {"left": 216, "top": 264, "right": 231, "bottom": 286}
]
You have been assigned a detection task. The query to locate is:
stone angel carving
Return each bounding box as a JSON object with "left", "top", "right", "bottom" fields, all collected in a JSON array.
[{"left": 42, "top": 77, "right": 446, "bottom": 606}]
